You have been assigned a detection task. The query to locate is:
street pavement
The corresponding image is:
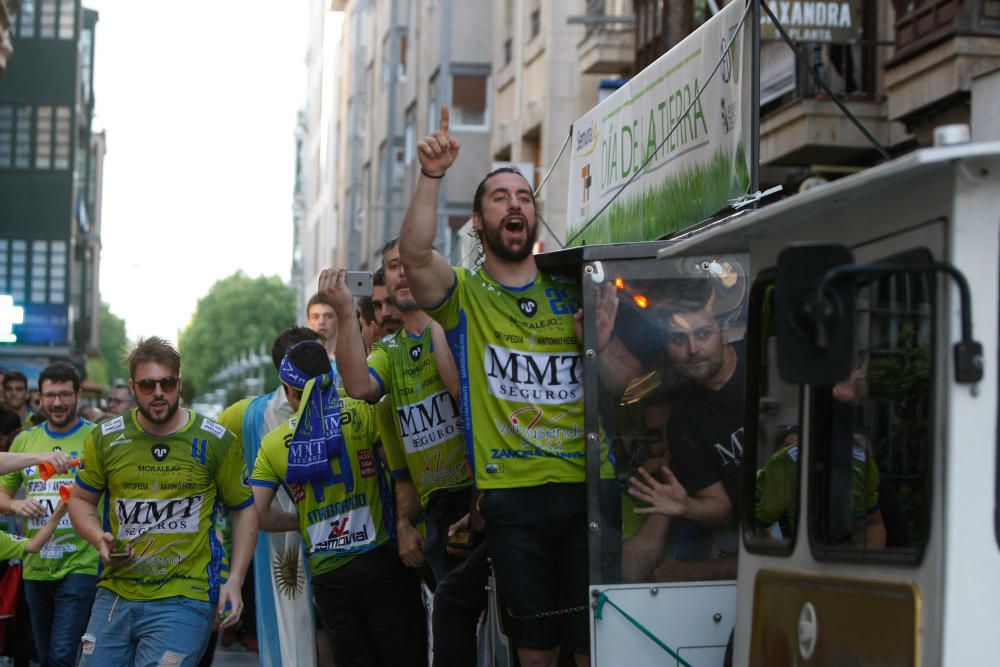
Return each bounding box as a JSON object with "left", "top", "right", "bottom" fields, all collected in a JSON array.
[{"left": 210, "top": 640, "right": 259, "bottom": 666}]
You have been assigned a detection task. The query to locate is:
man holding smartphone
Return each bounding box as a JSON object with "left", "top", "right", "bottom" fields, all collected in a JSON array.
[
  {"left": 69, "top": 336, "right": 258, "bottom": 666},
  {"left": 321, "top": 237, "right": 469, "bottom": 590}
]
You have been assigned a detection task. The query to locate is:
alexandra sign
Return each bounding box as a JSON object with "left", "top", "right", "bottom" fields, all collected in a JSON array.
[
  {"left": 760, "top": 1, "right": 862, "bottom": 44},
  {"left": 566, "top": 0, "right": 751, "bottom": 246}
]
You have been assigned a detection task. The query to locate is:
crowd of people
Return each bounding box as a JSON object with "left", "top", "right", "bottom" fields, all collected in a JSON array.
[{"left": 0, "top": 105, "right": 886, "bottom": 667}]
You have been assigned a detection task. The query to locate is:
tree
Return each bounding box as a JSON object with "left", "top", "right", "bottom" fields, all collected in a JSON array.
[
  {"left": 179, "top": 272, "right": 296, "bottom": 403},
  {"left": 88, "top": 301, "right": 130, "bottom": 387}
]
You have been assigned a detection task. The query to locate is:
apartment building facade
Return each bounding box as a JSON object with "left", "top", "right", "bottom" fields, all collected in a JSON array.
[
  {"left": 294, "top": 0, "right": 496, "bottom": 306},
  {"left": 0, "top": 1, "right": 104, "bottom": 380}
]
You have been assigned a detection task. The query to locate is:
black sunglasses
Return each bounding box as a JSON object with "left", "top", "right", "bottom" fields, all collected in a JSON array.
[{"left": 134, "top": 377, "right": 179, "bottom": 395}]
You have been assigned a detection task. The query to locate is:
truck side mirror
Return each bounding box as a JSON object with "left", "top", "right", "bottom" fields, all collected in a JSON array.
[{"left": 775, "top": 243, "right": 856, "bottom": 385}]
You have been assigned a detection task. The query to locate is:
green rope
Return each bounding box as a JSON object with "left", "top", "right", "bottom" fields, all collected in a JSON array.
[{"left": 593, "top": 591, "right": 693, "bottom": 667}]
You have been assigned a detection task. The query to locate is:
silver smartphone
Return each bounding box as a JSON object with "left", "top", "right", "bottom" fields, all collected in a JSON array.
[{"left": 346, "top": 270, "right": 374, "bottom": 297}]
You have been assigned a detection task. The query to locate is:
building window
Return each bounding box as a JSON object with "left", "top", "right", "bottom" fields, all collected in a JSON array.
[
  {"left": 9, "top": 240, "right": 27, "bottom": 303},
  {"left": 0, "top": 107, "right": 13, "bottom": 168},
  {"left": 80, "top": 26, "right": 94, "bottom": 103},
  {"left": 30, "top": 105, "right": 71, "bottom": 171},
  {"left": 399, "top": 31, "right": 408, "bottom": 81},
  {"left": 58, "top": 0, "right": 74, "bottom": 39},
  {"left": 39, "top": 0, "right": 56, "bottom": 38},
  {"left": 16, "top": 0, "right": 36, "bottom": 38},
  {"left": 14, "top": 106, "right": 31, "bottom": 169},
  {"left": 428, "top": 72, "right": 440, "bottom": 133},
  {"left": 54, "top": 107, "right": 71, "bottom": 169},
  {"left": 504, "top": 37, "right": 512, "bottom": 66},
  {"left": 0, "top": 240, "right": 65, "bottom": 305},
  {"left": 404, "top": 103, "right": 416, "bottom": 165},
  {"left": 35, "top": 106, "right": 52, "bottom": 169},
  {"left": 451, "top": 70, "right": 489, "bottom": 129},
  {"left": 530, "top": 8, "right": 541, "bottom": 40},
  {"left": 378, "top": 140, "right": 389, "bottom": 198}
]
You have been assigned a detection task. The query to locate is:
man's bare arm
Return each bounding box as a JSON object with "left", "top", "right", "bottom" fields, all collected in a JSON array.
[
  {"left": 319, "top": 268, "right": 382, "bottom": 402},
  {"left": 430, "top": 321, "right": 460, "bottom": 400},
  {"left": 252, "top": 486, "right": 299, "bottom": 533},
  {"left": 217, "top": 505, "right": 258, "bottom": 628},
  {"left": 621, "top": 514, "right": 671, "bottom": 583},
  {"left": 0, "top": 486, "right": 44, "bottom": 518},
  {"left": 68, "top": 483, "right": 128, "bottom": 564},
  {"left": 400, "top": 106, "right": 460, "bottom": 310},
  {"left": 0, "top": 450, "right": 71, "bottom": 476},
  {"left": 394, "top": 477, "right": 426, "bottom": 568},
  {"left": 24, "top": 501, "right": 68, "bottom": 553}
]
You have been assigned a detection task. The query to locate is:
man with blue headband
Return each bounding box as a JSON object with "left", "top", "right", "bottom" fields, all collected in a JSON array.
[
  {"left": 217, "top": 327, "right": 326, "bottom": 664},
  {"left": 250, "top": 339, "right": 426, "bottom": 666}
]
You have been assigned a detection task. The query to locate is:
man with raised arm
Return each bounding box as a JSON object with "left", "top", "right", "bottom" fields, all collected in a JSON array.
[
  {"left": 69, "top": 337, "right": 258, "bottom": 666},
  {"left": 321, "top": 237, "right": 468, "bottom": 588},
  {"left": 397, "top": 107, "right": 629, "bottom": 667}
]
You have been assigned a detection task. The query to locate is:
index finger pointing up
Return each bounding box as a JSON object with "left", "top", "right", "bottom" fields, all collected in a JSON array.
[{"left": 440, "top": 105, "right": 449, "bottom": 134}]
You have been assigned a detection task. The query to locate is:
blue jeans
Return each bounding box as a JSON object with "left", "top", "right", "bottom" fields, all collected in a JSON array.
[
  {"left": 23, "top": 573, "right": 98, "bottom": 667},
  {"left": 79, "top": 588, "right": 216, "bottom": 667}
]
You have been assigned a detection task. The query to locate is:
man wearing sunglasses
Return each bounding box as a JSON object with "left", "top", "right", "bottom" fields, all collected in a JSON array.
[
  {"left": 0, "top": 361, "right": 97, "bottom": 667},
  {"left": 69, "top": 336, "right": 258, "bottom": 667}
]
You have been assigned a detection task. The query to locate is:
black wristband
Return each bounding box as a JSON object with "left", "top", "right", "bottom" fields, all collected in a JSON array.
[{"left": 421, "top": 168, "right": 445, "bottom": 179}]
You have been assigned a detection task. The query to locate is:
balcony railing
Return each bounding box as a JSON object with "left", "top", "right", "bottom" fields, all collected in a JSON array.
[
  {"left": 762, "top": 39, "right": 881, "bottom": 113},
  {"left": 892, "top": 0, "right": 1000, "bottom": 62}
]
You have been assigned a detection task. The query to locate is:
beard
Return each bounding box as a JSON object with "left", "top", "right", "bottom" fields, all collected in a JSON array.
[
  {"left": 680, "top": 354, "right": 725, "bottom": 384},
  {"left": 390, "top": 293, "right": 420, "bottom": 312},
  {"left": 46, "top": 405, "right": 77, "bottom": 429},
  {"left": 482, "top": 215, "right": 538, "bottom": 263},
  {"left": 137, "top": 394, "right": 180, "bottom": 425},
  {"left": 380, "top": 315, "right": 402, "bottom": 335}
]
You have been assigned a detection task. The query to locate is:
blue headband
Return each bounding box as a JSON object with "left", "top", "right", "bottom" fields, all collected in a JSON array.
[{"left": 279, "top": 340, "right": 326, "bottom": 389}]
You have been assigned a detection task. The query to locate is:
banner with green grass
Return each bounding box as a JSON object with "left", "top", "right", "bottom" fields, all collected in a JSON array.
[{"left": 566, "top": 0, "right": 752, "bottom": 247}]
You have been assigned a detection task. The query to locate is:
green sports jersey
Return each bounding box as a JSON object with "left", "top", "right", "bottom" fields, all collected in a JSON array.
[
  {"left": 0, "top": 419, "right": 99, "bottom": 580},
  {"left": 251, "top": 391, "right": 391, "bottom": 577},
  {"left": 217, "top": 397, "right": 253, "bottom": 442},
  {"left": 0, "top": 531, "right": 27, "bottom": 561},
  {"left": 76, "top": 409, "right": 253, "bottom": 602},
  {"left": 375, "top": 397, "right": 406, "bottom": 478},
  {"left": 428, "top": 267, "right": 613, "bottom": 489},
  {"left": 368, "top": 327, "right": 471, "bottom": 506},
  {"left": 755, "top": 443, "right": 880, "bottom": 531}
]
